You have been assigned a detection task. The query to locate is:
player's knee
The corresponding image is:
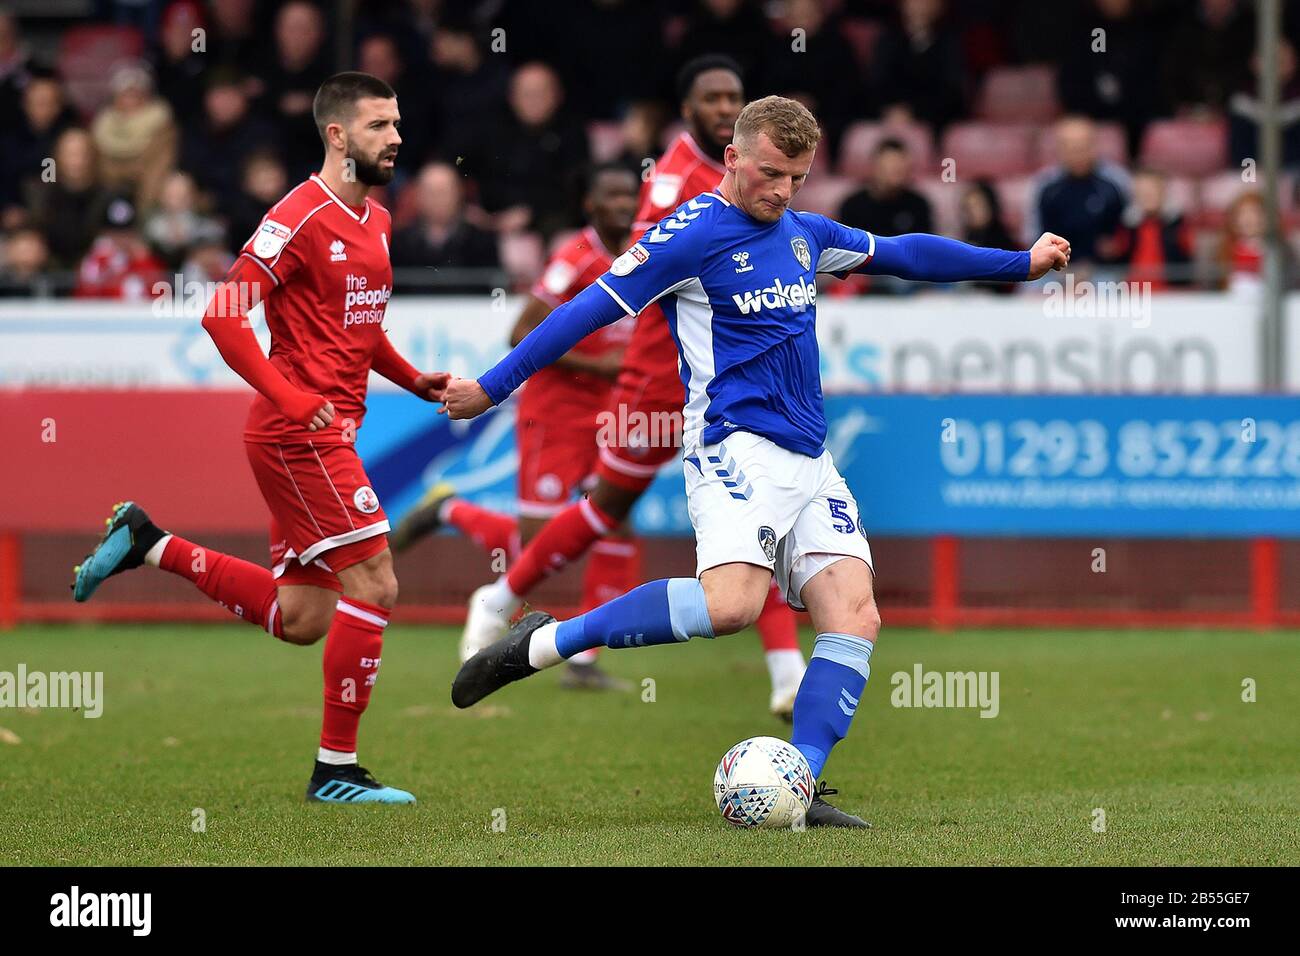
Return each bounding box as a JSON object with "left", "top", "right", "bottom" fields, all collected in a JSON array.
[
  {"left": 351, "top": 569, "right": 398, "bottom": 610},
  {"left": 707, "top": 594, "right": 765, "bottom": 636},
  {"left": 280, "top": 604, "right": 333, "bottom": 645},
  {"left": 590, "top": 481, "right": 638, "bottom": 523},
  {"left": 854, "top": 593, "right": 882, "bottom": 641}
]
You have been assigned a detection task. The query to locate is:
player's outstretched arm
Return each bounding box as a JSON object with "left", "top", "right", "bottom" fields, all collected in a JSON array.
[
  {"left": 371, "top": 333, "right": 451, "bottom": 402},
  {"left": 862, "top": 232, "right": 1070, "bottom": 283},
  {"left": 441, "top": 281, "right": 627, "bottom": 420},
  {"left": 201, "top": 257, "right": 334, "bottom": 430}
]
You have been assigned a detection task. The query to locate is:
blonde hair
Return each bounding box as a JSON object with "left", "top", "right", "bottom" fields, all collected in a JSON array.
[{"left": 733, "top": 95, "right": 821, "bottom": 157}]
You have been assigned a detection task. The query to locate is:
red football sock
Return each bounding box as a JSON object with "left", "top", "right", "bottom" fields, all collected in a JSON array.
[
  {"left": 445, "top": 500, "right": 519, "bottom": 561},
  {"left": 580, "top": 538, "right": 642, "bottom": 612},
  {"left": 505, "top": 497, "right": 614, "bottom": 597},
  {"left": 159, "top": 534, "right": 283, "bottom": 638},
  {"left": 756, "top": 580, "right": 800, "bottom": 651},
  {"left": 320, "top": 597, "right": 388, "bottom": 754}
]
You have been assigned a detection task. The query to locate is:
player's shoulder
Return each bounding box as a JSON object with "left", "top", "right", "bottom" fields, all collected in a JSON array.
[
  {"left": 265, "top": 178, "right": 333, "bottom": 231},
  {"left": 642, "top": 191, "right": 727, "bottom": 249},
  {"left": 551, "top": 228, "right": 601, "bottom": 264}
]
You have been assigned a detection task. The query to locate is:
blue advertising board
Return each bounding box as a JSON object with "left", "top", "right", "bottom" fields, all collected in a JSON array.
[{"left": 358, "top": 394, "right": 1300, "bottom": 538}]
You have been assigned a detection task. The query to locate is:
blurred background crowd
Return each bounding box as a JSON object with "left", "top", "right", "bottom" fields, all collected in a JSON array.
[{"left": 0, "top": 0, "right": 1296, "bottom": 298}]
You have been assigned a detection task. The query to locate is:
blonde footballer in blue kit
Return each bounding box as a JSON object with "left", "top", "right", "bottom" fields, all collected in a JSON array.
[{"left": 439, "top": 96, "right": 1071, "bottom": 826}]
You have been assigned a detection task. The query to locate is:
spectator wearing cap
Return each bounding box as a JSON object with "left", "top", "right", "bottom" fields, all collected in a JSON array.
[
  {"left": 23, "top": 128, "right": 113, "bottom": 268},
  {"left": 458, "top": 62, "right": 590, "bottom": 238},
  {"left": 1, "top": 70, "right": 79, "bottom": 226},
  {"left": 391, "top": 162, "right": 500, "bottom": 293},
  {"left": 1108, "top": 168, "right": 1192, "bottom": 290},
  {"left": 181, "top": 69, "right": 281, "bottom": 213},
  {"left": 75, "top": 195, "right": 168, "bottom": 301},
  {"left": 153, "top": 0, "right": 210, "bottom": 123},
  {"left": 260, "top": 1, "right": 332, "bottom": 181},
  {"left": 1026, "top": 116, "right": 1130, "bottom": 267},
  {"left": 143, "top": 170, "right": 226, "bottom": 270},
  {"left": 91, "top": 60, "right": 178, "bottom": 210}
]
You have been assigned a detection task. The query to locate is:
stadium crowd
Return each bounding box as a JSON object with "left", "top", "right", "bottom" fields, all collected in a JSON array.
[{"left": 0, "top": 0, "right": 1296, "bottom": 298}]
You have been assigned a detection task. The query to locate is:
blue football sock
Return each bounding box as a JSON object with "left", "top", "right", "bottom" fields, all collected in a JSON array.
[
  {"left": 554, "top": 577, "right": 714, "bottom": 658},
  {"left": 790, "top": 632, "right": 873, "bottom": 779}
]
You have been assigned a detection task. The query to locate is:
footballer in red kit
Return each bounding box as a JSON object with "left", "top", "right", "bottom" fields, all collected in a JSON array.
[
  {"left": 391, "top": 163, "right": 641, "bottom": 686},
  {"left": 441, "top": 55, "right": 810, "bottom": 720},
  {"left": 72, "top": 73, "right": 449, "bottom": 804}
]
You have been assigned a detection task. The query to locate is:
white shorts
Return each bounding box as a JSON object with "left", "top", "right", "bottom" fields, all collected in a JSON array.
[{"left": 684, "top": 431, "right": 874, "bottom": 609}]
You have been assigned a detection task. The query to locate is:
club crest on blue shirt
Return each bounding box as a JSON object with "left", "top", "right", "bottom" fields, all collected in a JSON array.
[
  {"left": 758, "top": 526, "right": 777, "bottom": 562},
  {"left": 790, "top": 236, "right": 811, "bottom": 271}
]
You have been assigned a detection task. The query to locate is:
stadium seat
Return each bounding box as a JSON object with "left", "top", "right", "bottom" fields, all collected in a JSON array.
[
  {"left": 499, "top": 231, "right": 546, "bottom": 290},
  {"left": 940, "top": 122, "right": 1039, "bottom": 178},
  {"left": 58, "top": 25, "right": 145, "bottom": 118},
  {"left": 1139, "top": 118, "right": 1229, "bottom": 177},
  {"left": 1198, "top": 169, "right": 1293, "bottom": 223},
  {"left": 791, "top": 176, "right": 859, "bottom": 218},
  {"left": 838, "top": 120, "right": 935, "bottom": 179},
  {"left": 975, "top": 65, "right": 1060, "bottom": 123},
  {"left": 1033, "top": 121, "right": 1128, "bottom": 169},
  {"left": 587, "top": 121, "right": 626, "bottom": 163}
]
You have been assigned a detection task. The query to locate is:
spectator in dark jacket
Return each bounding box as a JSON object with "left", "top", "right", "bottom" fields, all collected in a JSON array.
[
  {"left": 869, "top": 0, "right": 966, "bottom": 131},
  {"left": 1, "top": 70, "right": 78, "bottom": 224},
  {"left": 1026, "top": 116, "right": 1130, "bottom": 265},
  {"left": 182, "top": 69, "right": 280, "bottom": 213},
  {"left": 23, "top": 128, "right": 112, "bottom": 268},
  {"left": 458, "top": 62, "right": 590, "bottom": 239},
  {"left": 259, "top": 1, "right": 332, "bottom": 182},
  {"left": 391, "top": 162, "right": 501, "bottom": 293},
  {"left": 839, "top": 138, "right": 934, "bottom": 237}
]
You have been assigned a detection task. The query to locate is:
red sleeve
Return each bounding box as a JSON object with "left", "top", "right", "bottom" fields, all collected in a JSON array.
[
  {"left": 200, "top": 256, "right": 323, "bottom": 425},
  {"left": 371, "top": 333, "right": 423, "bottom": 395}
]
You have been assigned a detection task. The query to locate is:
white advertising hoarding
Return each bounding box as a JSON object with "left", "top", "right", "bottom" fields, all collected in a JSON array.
[{"left": 0, "top": 291, "right": 1263, "bottom": 393}]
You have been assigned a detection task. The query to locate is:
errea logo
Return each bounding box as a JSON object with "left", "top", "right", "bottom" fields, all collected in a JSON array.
[
  {"left": 329, "top": 239, "right": 347, "bottom": 262},
  {"left": 732, "top": 276, "right": 818, "bottom": 314}
]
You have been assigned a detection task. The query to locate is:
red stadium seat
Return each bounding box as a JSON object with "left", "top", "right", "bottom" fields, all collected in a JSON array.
[
  {"left": 792, "top": 176, "right": 859, "bottom": 217},
  {"left": 940, "top": 122, "right": 1039, "bottom": 178},
  {"left": 1033, "top": 121, "right": 1128, "bottom": 169},
  {"left": 59, "top": 25, "right": 145, "bottom": 118},
  {"left": 587, "top": 121, "right": 626, "bottom": 163},
  {"left": 1139, "top": 118, "right": 1229, "bottom": 177},
  {"left": 499, "top": 231, "right": 546, "bottom": 291},
  {"left": 837, "top": 120, "right": 935, "bottom": 179},
  {"left": 975, "top": 65, "right": 1060, "bottom": 123}
]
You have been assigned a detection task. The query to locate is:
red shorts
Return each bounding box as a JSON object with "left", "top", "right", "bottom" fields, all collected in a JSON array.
[
  {"left": 516, "top": 408, "right": 599, "bottom": 518},
  {"left": 245, "top": 440, "right": 390, "bottom": 589},
  {"left": 594, "top": 371, "right": 683, "bottom": 493}
]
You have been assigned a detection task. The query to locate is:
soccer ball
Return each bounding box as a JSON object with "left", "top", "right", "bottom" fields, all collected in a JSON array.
[{"left": 714, "top": 736, "right": 814, "bottom": 829}]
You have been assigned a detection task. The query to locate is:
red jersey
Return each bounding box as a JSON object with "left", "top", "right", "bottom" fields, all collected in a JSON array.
[
  {"left": 238, "top": 174, "right": 394, "bottom": 444},
  {"left": 619, "top": 131, "right": 726, "bottom": 396},
  {"left": 519, "top": 226, "right": 633, "bottom": 418}
]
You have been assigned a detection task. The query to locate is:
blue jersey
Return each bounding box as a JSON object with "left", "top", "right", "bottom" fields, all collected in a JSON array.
[
  {"left": 595, "top": 191, "right": 878, "bottom": 457},
  {"left": 477, "top": 191, "right": 1031, "bottom": 459}
]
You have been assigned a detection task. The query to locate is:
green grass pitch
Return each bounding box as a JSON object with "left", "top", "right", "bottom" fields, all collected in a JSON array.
[{"left": 1, "top": 623, "right": 1296, "bottom": 866}]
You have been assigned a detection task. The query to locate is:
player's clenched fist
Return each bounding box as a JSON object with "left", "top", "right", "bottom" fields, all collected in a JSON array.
[
  {"left": 439, "top": 376, "right": 494, "bottom": 420},
  {"left": 1027, "top": 232, "right": 1071, "bottom": 279}
]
